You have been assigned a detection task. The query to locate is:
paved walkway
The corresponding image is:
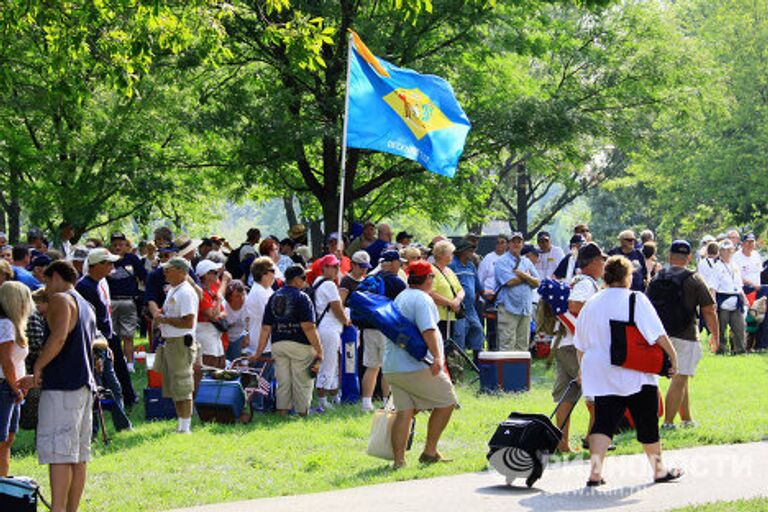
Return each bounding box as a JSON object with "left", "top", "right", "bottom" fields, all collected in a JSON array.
[{"left": 169, "top": 441, "right": 768, "bottom": 512}]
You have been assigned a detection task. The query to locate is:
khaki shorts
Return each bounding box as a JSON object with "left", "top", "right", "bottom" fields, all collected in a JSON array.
[
  {"left": 155, "top": 337, "right": 197, "bottom": 401},
  {"left": 552, "top": 345, "right": 581, "bottom": 403},
  {"left": 111, "top": 299, "right": 138, "bottom": 338},
  {"left": 37, "top": 387, "right": 93, "bottom": 465},
  {"left": 362, "top": 329, "right": 387, "bottom": 368},
  {"left": 385, "top": 369, "right": 458, "bottom": 412},
  {"left": 671, "top": 337, "right": 702, "bottom": 376}
]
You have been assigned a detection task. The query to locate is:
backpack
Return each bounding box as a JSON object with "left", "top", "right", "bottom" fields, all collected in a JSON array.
[
  {"left": 303, "top": 278, "right": 331, "bottom": 324},
  {"left": 646, "top": 268, "right": 695, "bottom": 336},
  {"left": 225, "top": 244, "right": 245, "bottom": 280}
]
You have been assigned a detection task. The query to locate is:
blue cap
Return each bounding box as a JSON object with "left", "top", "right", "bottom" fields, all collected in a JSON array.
[
  {"left": 29, "top": 254, "right": 52, "bottom": 269},
  {"left": 670, "top": 240, "right": 691, "bottom": 255},
  {"left": 743, "top": 233, "right": 756, "bottom": 242},
  {"left": 380, "top": 250, "right": 403, "bottom": 263},
  {"left": 521, "top": 244, "right": 540, "bottom": 256}
]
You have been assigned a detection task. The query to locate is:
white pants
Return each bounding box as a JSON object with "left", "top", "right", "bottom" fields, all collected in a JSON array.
[{"left": 316, "top": 326, "right": 341, "bottom": 390}]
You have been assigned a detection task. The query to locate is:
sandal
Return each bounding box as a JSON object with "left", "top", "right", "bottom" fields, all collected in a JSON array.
[
  {"left": 418, "top": 452, "right": 453, "bottom": 464},
  {"left": 654, "top": 468, "right": 684, "bottom": 483},
  {"left": 586, "top": 478, "right": 606, "bottom": 487}
]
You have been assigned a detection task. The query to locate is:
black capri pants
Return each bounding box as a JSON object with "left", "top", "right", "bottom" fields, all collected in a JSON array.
[{"left": 590, "top": 385, "right": 660, "bottom": 444}]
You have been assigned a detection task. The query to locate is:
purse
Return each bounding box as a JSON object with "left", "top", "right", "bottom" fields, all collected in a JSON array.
[
  {"left": 609, "top": 293, "right": 672, "bottom": 376},
  {"left": 366, "top": 397, "right": 415, "bottom": 460},
  {"left": 435, "top": 265, "right": 466, "bottom": 320}
]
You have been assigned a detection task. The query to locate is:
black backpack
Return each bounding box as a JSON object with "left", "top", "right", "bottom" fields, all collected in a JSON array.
[
  {"left": 303, "top": 277, "right": 331, "bottom": 324},
  {"left": 646, "top": 268, "right": 694, "bottom": 336}
]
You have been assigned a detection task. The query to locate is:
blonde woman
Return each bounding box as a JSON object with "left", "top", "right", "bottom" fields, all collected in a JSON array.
[
  {"left": 0, "top": 281, "right": 33, "bottom": 476},
  {"left": 429, "top": 240, "right": 465, "bottom": 341},
  {"left": 0, "top": 260, "right": 13, "bottom": 286}
]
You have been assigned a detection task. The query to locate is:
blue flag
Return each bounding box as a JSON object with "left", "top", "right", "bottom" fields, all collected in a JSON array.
[{"left": 346, "top": 32, "right": 471, "bottom": 178}]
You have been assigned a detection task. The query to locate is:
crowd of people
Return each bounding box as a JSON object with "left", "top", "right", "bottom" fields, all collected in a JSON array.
[{"left": 0, "top": 218, "right": 764, "bottom": 504}]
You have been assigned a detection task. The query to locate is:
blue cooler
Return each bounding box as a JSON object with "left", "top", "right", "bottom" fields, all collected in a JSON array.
[
  {"left": 340, "top": 325, "right": 361, "bottom": 403},
  {"left": 195, "top": 378, "right": 246, "bottom": 424},
  {"left": 144, "top": 387, "right": 176, "bottom": 421},
  {"left": 478, "top": 351, "right": 531, "bottom": 393}
]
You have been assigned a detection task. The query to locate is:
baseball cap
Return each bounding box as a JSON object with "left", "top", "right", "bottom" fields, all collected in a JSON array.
[
  {"left": 351, "top": 251, "right": 372, "bottom": 269},
  {"left": 326, "top": 232, "right": 340, "bottom": 243},
  {"left": 453, "top": 239, "right": 475, "bottom": 253},
  {"left": 406, "top": 260, "right": 433, "bottom": 277},
  {"left": 71, "top": 246, "right": 89, "bottom": 262},
  {"left": 317, "top": 254, "right": 340, "bottom": 267},
  {"left": 537, "top": 231, "right": 551, "bottom": 240},
  {"left": 510, "top": 232, "right": 524, "bottom": 241},
  {"left": 569, "top": 234, "right": 586, "bottom": 246},
  {"left": 87, "top": 248, "right": 119, "bottom": 266},
  {"left": 195, "top": 259, "right": 222, "bottom": 277},
  {"left": 284, "top": 265, "right": 306, "bottom": 282},
  {"left": 380, "top": 250, "right": 404, "bottom": 263},
  {"left": 465, "top": 232, "right": 481, "bottom": 241},
  {"left": 743, "top": 233, "right": 756, "bottom": 242},
  {"left": 719, "top": 240, "right": 735, "bottom": 251},
  {"left": 162, "top": 257, "right": 190, "bottom": 272},
  {"left": 669, "top": 240, "right": 692, "bottom": 255},
  {"left": 30, "top": 254, "right": 52, "bottom": 268},
  {"left": 396, "top": 231, "right": 414, "bottom": 243},
  {"left": 700, "top": 234, "right": 715, "bottom": 245},
  {"left": 577, "top": 242, "right": 608, "bottom": 266},
  {"left": 110, "top": 232, "right": 127, "bottom": 241},
  {"left": 521, "top": 244, "right": 541, "bottom": 256}
]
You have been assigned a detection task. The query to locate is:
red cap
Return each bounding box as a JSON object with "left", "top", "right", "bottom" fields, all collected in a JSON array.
[
  {"left": 406, "top": 260, "right": 433, "bottom": 277},
  {"left": 317, "top": 254, "right": 340, "bottom": 267}
]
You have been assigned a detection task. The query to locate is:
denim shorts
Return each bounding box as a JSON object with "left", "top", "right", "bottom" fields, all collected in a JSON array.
[{"left": 0, "top": 380, "right": 21, "bottom": 442}]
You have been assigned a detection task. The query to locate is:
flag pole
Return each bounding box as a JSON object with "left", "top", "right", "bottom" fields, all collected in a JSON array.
[{"left": 337, "top": 32, "right": 354, "bottom": 248}]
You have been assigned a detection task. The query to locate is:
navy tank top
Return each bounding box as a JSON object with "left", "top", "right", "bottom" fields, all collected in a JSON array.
[{"left": 42, "top": 289, "right": 96, "bottom": 391}]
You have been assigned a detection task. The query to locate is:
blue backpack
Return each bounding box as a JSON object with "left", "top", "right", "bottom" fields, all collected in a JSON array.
[
  {"left": 347, "top": 291, "right": 432, "bottom": 363},
  {"left": 350, "top": 275, "right": 386, "bottom": 327}
]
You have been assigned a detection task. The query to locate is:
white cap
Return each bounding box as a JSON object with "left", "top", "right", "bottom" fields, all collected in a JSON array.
[
  {"left": 196, "top": 259, "right": 222, "bottom": 277},
  {"left": 87, "top": 248, "right": 120, "bottom": 265}
]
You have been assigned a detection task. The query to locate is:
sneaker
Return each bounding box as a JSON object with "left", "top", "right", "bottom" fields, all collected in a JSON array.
[
  {"left": 680, "top": 420, "right": 699, "bottom": 428},
  {"left": 361, "top": 403, "right": 375, "bottom": 412},
  {"left": 332, "top": 396, "right": 342, "bottom": 405},
  {"left": 312, "top": 406, "right": 326, "bottom": 414},
  {"left": 661, "top": 423, "right": 677, "bottom": 430}
]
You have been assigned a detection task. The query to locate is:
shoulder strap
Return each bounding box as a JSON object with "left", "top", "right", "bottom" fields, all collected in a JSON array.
[
  {"left": 434, "top": 265, "right": 459, "bottom": 299},
  {"left": 628, "top": 292, "right": 636, "bottom": 324},
  {"left": 313, "top": 278, "right": 332, "bottom": 324}
]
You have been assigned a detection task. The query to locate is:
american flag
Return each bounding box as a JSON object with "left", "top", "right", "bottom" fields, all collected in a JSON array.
[{"left": 538, "top": 278, "right": 577, "bottom": 335}]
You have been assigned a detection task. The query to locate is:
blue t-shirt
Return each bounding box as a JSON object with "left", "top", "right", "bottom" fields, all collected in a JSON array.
[
  {"left": 383, "top": 288, "right": 440, "bottom": 374},
  {"left": 450, "top": 256, "right": 482, "bottom": 312},
  {"left": 494, "top": 252, "right": 540, "bottom": 316},
  {"left": 365, "top": 239, "right": 388, "bottom": 267},
  {"left": 76, "top": 275, "right": 113, "bottom": 339},
  {"left": 13, "top": 266, "right": 42, "bottom": 291},
  {"left": 263, "top": 286, "right": 315, "bottom": 345},
  {"left": 107, "top": 253, "right": 147, "bottom": 298},
  {"left": 379, "top": 271, "right": 406, "bottom": 299}
]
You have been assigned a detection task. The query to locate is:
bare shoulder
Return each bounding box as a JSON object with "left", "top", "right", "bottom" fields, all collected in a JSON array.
[{"left": 49, "top": 292, "right": 76, "bottom": 311}]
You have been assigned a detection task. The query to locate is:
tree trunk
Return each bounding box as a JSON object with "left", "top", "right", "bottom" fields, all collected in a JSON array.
[
  {"left": 0, "top": 209, "right": 5, "bottom": 235},
  {"left": 515, "top": 162, "right": 528, "bottom": 237},
  {"left": 308, "top": 219, "right": 323, "bottom": 257},
  {"left": 283, "top": 196, "right": 298, "bottom": 228},
  {"left": 8, "top": 166, "right": 22, "bottom": 244}
]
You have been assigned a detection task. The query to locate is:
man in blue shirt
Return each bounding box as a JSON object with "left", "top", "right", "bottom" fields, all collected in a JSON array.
[
  {"left": 494, "top": 232, "right": 540, "bottom": 352},
  {"left": 11, "top": 245, "right": 42, "bottom": 290},
  {"left": 75, "top": 248, "right": 132, "bottom": 432},
  {"left": 607, "top": 229, "right": 647, "bottom": 291},
  {"left": 364, "top": 224, "right": 393, "bottom": 267},
  {"left": 106, "top": 232, "right": 147, "bottom": 373},
  {"left": 449, "top": 239, "right": 484, "bottom": 359}
]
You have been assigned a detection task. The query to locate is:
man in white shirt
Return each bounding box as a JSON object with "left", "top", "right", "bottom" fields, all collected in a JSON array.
[
  {"left": 535, "top": 231, "right": 565, "bottom": 279},
  {"left": 697, "top": 241, "right": 720, "bottom": 290},
  {"left": 712, "top": 241, "right": 747, "bottom": 354},
  {"left": 553, "top": 242, "right": 605, "bottom": 452},
  {"left": 477, "top": 235, "right": 508, "bottom": 351},
  {"left": 153, "top": 257, "right": 199, "bottom": 433},
  {"left": 731, "top": 233, "right": 762, "bottom": 293}
]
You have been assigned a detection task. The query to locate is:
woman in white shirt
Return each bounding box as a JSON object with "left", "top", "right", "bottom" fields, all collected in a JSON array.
[
  {"left": 712, "top": 241, "right": 747, "bottom": 354},
  {"left": 574, "top": 256, "right": 680, "bottom": 487},
  {"left": 313, "top": 254, "right": 351, "bottom": 409},
  {"left": 0, "top": 281, "right": 33, "bottom": 477},
  {"left": 244, "top": 257, "right": 276, "bottom": 357},
  {"left": 223, "top": 281, "right": 249, "bottom": 362}
]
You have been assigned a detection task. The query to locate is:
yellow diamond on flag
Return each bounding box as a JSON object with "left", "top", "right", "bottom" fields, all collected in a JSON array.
[{"left": 383, "top": 88, "right": 455, "bottom": 140}]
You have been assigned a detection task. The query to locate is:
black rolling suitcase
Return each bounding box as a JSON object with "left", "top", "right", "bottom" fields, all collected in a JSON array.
[{"left": 487, "top": 380, "right": 581, "bottom": 487}]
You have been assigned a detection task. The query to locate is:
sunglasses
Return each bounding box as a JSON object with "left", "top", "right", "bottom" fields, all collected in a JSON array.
[{"left": 622, "top": 238, "right": 636, "bottom": 242}]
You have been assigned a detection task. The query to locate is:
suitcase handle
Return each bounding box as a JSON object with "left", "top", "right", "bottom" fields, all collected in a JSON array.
[{"left": 549, "top": 378, "right": 582, "bottom": 431}]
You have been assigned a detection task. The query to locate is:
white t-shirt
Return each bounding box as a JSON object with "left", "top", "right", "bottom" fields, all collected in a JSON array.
[
  {"left": 223, "top": 301, "right": 248, "bottom": 340},
  {"left": 245, "top": 283, "right": 273, "bottom": 353},
  {"left": 697, "top": 257, "right": 719, "bottom": 289},
  {"left": 712, "top": 259, "right": 743, "bottom": 311},
  {"left": 573, "top": 288, "right": 665, "bottom": 397},
  {"left": 0, "top": 318, "right": 28, "bottom": 379},
  {"left": 478, "top": 251, "right": 504, "bottom": 293},
  {"left": 315, "top": 279, "right": 343, "bottom": 333},
  {"left": 536, "top": 246, "right": 565, "bottom": 279},
  {"left": 561, "top": 275, "right": 600, "bottom": 348},
  {"left": 732, "top": 250, "right": 762, "bottom": 287},
  {"left": 160, "top": 281, "right": 199, "bottom": 338}
]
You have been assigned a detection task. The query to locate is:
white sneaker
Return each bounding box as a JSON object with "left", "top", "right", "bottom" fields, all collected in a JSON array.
[
  {"left": 680, "top": 420, "right": 699, "bottom": 428},
  {"left": 361, "top": 403, "right": 374, "bottom": 412},
  {"left": 127, "top": 362, "right": 135, "bottom": 373},
  {"left": 661, "top": 423, "right": 677, "bottom": 430}
]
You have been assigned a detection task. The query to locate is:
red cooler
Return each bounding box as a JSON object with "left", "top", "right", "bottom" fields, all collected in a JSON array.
[{"left": 478, "top": 351, "right": 531, "bottom": 393}]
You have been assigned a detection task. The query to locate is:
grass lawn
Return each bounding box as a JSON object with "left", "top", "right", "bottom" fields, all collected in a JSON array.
[
  {"left": 9, "top": 346, "right": 768, "bottom": 511},
  {"left": 671, "top": 497, "right": 768, "bottom": 511}
]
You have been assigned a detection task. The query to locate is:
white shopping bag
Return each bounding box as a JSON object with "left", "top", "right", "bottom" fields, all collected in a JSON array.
[{"left": 366, "top": 398, "right": 396, "bottom": 460}]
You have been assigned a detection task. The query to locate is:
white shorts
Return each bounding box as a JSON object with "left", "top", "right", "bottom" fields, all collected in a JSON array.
[
  {"left": 37, "top": 387, "right": 93, "bottom": 465},
  {"left": 362, "top": 329, "right": 387, "bottom": 368},
  {"left": 671, "top": 337, "right": 702, "bottom": 376},
  {"left": 196, "top": 322, "right": 224, "bottom": 357},
  {"left": 316, "top": 326, "right": 341, "bottom": 390}
]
